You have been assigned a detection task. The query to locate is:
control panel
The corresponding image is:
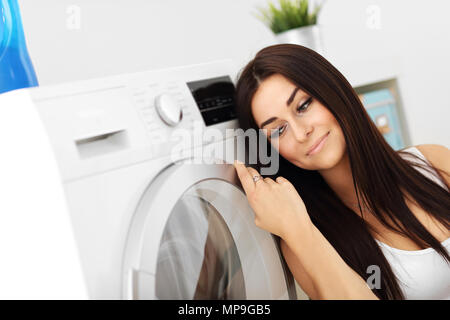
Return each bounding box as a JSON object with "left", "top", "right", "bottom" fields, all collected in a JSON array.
[{"left": 30, "top": 60, "right": 240, "bottom": 181}]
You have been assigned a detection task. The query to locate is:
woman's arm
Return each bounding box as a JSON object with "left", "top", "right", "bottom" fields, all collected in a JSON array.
[
  {"left": 233, "top": 161, "right": 379, "bottom": 300},
  {"left": 280, "top": 239, "right": 318, "bottom": 299},
  {"left": 281, "top": 223, "right": 379, "bottom": 300}
]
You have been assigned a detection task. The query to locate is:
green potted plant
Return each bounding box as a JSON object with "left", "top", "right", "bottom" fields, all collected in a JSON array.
[{"left": 256, "top": 0, "right": 325, "bottom": 53}]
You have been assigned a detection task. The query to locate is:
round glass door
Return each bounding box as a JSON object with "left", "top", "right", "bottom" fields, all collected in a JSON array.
[
  {"left": 155, "top": 191, "right": 246, "bottom": 299},
  {"left": 122, "top": 163, "right": 296, "bottom": 300}
]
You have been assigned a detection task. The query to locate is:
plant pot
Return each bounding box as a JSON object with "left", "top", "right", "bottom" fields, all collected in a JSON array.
[{"left": 275, "top": 24, "right": 325, "bottom": 55}]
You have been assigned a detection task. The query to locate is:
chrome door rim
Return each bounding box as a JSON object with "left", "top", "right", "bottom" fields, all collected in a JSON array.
[{"left": 121, "top": 158, "right": 295, "bottom": 299}]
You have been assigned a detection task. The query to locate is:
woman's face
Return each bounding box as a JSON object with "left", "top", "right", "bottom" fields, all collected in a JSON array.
[{"left": 251, "top": 73, "right": 347, "bottom": 171}]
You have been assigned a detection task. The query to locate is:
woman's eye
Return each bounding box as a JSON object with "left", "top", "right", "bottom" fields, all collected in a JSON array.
[
  {"left": 296, "top": 97, "right": 313, "bottom": 113},
  {"left": 270, "top": 124, "right": 286, "bottom": 139}
]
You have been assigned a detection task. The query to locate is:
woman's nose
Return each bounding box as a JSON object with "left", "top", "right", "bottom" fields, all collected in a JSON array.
[{"left": 290, "top": 121, "right": 312, "bottom": 143}]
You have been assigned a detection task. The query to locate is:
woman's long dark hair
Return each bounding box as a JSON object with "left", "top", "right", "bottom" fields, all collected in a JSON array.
[{"left": 234, "top": 44, "right": 450, "bottom": 299}]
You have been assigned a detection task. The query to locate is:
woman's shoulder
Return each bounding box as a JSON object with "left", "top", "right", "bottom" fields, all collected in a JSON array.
[
  {"left": 415, "top": 144, "right": 449, "bottom": 154},
  {"left": 414, "top": 144, "right": 450, "bottom": 186},
  {"left": 399, "top": 144, "right": 449, "bottom": 165},
  {"left": 414, "top": 144, "right": 449, "bottom": 167}
]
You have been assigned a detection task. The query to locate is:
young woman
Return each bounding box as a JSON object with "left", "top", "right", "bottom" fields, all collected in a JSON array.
[{"left": 232, "top": 44, "right": 450, "bottom": 300}]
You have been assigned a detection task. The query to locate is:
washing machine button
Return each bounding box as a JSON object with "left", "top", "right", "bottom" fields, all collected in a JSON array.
[{"left": 155, "top": 94, "right": 183, "bottom": 126}]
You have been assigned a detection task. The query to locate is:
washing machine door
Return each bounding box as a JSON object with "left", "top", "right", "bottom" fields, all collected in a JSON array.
[{"left": 122, "top": 161, "right": 297, "bottom": 300}]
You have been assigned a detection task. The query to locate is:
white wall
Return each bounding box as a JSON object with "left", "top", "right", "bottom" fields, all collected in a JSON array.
[{"left": 19, "top": 0, "right": 450, "bottom": 147}]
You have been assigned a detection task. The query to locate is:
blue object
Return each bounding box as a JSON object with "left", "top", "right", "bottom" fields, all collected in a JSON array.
[
  {"left": 0, "top": 0, "right": 38, "bottom": 94},
  {"left": 360, "top": 88, "right": 405, "bottom": 151}
]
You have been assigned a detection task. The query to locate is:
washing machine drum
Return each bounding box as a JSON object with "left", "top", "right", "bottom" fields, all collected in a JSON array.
[
  {"left": 122, "top": 163, "right": 296, "bottom": 300},
  {"left": 157, "top": 193, "right": 246, "bottom": 299}
]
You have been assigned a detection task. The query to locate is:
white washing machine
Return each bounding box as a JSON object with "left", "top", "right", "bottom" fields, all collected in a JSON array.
[{"left": 0, "top": 61, "right": 305, "bottom": 299}]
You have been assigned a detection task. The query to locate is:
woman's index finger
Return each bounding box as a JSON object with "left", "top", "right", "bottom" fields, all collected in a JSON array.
[{"left": 233, "top": 160, "right": 255, "bottom": 195}]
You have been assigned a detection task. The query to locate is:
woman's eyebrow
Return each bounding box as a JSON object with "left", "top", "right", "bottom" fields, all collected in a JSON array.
[
  {"left": 260, "top": 87, "right": 301, "bottom": 128},
  {"left": 286, "top": 87, "right": 300, "bottom": 106},
  {"left": 260, "top": 116, "right": 277, "bottom": 128}
]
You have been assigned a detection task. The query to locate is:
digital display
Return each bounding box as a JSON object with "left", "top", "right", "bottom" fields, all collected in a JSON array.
[{"left": 187, "top": 76, "right": 237, "bottom": 126}]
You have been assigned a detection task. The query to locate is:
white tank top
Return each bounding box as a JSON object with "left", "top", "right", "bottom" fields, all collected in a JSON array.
[{"left": 374, "top": 146, "right": 450, "bottom": 299}]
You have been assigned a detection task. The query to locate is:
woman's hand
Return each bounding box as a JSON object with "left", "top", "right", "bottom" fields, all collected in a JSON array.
[{"left": 233, "top": 160, "right": 313, "bottom": 240}]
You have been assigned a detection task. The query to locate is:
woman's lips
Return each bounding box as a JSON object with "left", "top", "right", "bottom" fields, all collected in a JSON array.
[{"left": 307, "top": 131, "right": 330, "bottom": 156}]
